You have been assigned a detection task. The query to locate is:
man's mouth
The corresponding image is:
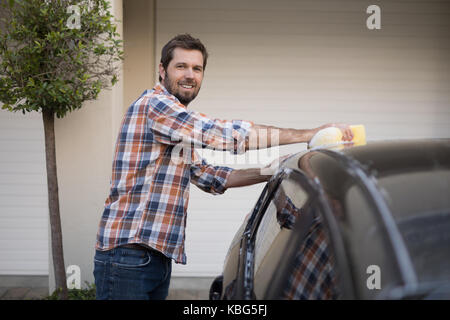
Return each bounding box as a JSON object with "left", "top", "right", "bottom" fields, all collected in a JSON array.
[{"left": 179, "top": 83, "right": 195, "bottom": 89}]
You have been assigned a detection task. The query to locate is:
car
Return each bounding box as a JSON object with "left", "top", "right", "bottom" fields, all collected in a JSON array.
[{"left": 209, "top": 139, "right": 450, "bottom": 300}]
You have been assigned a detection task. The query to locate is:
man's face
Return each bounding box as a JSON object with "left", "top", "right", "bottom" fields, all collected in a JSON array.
[{"left": 159, "top": 48, "right": 204, "bottom": 106}]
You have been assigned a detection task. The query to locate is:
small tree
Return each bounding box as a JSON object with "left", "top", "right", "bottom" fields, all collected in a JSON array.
[{"left": 0, "top": 0, "right": 123, "bottom": 299}]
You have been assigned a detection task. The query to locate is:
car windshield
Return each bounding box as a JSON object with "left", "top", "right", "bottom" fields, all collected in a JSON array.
[{"left": 377, "top": 169, "right": 450, "bottom": 284}]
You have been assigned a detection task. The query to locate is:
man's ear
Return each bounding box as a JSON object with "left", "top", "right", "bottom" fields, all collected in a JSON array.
[{"left": 159, "top": 63, "right": 166, "bottom": 81}]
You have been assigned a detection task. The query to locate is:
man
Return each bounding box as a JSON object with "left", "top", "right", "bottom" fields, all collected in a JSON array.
[{"left": 93, "top": 34, "right": 353, "bottom": 300}]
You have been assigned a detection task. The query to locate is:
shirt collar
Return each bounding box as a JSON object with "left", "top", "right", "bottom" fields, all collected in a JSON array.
[{"left": 149, "top": 82, "right": 187, "bottom": 109}]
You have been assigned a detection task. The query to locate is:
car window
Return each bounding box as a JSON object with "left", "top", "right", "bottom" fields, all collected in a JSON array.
[
  {"left": 377, "top": 169, "right": 450, "bottom": 284},
  {"left": 378, "top": 170, "right": 450, "bottom": 221},
  {"left": 280, "top": 205, "right": 340, "bottom": 300},
  {"left": 252, "top": 172, "right": 321, "bottom": 299},
  {"left": 303, "top": 151, "right": 404, "bottom": 299},
  {"left": 344, "top": 184, "right": 402, "bottom": 299},
  {"left": 344, "top": 169, "right": 450, "bottom": 295}
]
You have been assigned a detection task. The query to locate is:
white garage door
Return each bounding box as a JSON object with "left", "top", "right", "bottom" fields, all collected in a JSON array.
[
  {"left": 156, "top": 0, "right": 450, "bottom": 277},
  {"left": 0, "top": 109, "right": 48, "bottom": 275}
]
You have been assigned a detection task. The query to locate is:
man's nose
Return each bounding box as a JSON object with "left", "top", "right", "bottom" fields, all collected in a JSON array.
[{"left": 184, "top": 68, "right": 194, "bottom": 79}]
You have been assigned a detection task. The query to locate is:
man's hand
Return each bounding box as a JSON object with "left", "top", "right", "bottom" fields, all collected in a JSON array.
[
  {"left": 260, "top": 154, "right": 292, "bottom": 176},
  {"left": 310, "top": 123, "right": 354, "bottom": 142}
]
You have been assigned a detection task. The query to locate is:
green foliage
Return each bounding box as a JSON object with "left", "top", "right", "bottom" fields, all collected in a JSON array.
[
  {"left": 45, "top": 282, "right": 96, "bottom": 300},
  {"left": 0, "top": 0, "right": 123, "bottom": 118}
]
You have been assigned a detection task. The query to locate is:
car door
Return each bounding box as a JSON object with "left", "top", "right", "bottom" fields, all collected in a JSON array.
[
  {"left": 235, "top": 168, "right": 340, "bottom": 299},
  {"left": 231, "top": 169, "right": 286, "bottom": 299}
]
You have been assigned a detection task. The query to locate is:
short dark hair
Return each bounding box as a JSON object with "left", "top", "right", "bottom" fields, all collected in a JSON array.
[{"left": 159, "top": 34, "right": 208, "bottom": 82}]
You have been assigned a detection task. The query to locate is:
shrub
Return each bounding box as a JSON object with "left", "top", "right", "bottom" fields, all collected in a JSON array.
[{"left": 45, "top": 282, "right": 96, "bottom": 300}]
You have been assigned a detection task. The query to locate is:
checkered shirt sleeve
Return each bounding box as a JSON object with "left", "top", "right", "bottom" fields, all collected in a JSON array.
[{"left": 147, "top": 89, "right": 253, "bottom": 154}]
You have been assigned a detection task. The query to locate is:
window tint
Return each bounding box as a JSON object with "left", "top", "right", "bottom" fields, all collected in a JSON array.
[
  {"left": 344, "top": 185, "right": 401, "bottom": 298},
  {"left": 281, "top": 211, "right": 339, "bottom": 300},
  {"left": 378, "top": 170, "right": 450, "bottom": 283},
  {"left": 378, "top": 170, "right": 450, "bottom": 221},
  {"left": 307, "top": 152, "right": 403, "bottom": 299},
  {"left": 252, "top": 172, "right": 339, "bottom": 299},
  {"left": 252, "top": 175, "right": 308, "bottom": 298}
]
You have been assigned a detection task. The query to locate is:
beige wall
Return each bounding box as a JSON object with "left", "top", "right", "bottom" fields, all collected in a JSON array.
[{"left": 123, "top": 0, "right": 157, "bottom": 107}]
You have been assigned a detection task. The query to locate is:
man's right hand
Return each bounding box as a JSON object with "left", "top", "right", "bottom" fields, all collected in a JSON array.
[{"left": 311, "top": 123, "right": 354, "bottom": 142}]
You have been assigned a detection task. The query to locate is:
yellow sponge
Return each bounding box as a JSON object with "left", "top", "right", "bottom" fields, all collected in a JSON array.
[
  {"left": 349, "top": 125, "right": 366, "bottom": 146},
  {"left": 308, "top": 124, "right": 366, "bottom": 149}
]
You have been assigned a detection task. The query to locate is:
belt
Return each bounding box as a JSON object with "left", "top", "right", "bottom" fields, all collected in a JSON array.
[{"left": 120, "top": 243, "right": 161, "bottom": 254}]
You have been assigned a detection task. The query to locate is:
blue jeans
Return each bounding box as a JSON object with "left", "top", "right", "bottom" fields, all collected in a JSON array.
[{"left": 93, "top": 246, "right": 172, "bottom": 300}]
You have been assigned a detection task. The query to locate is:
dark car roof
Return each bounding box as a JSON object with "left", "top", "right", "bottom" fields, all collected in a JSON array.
[
  {"left": 294, "top": 139, "right": 450, "bottom": 208},
  {"left": 340, "top": 139, "right": 450, "bottom": 177}
]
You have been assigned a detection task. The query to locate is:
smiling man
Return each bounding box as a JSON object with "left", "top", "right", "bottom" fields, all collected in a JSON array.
[
  {"left": 159, "top": 44, "right": 204, "bottom": 106},
  {"left": 93, "top": 34, "right": 353, "bottom": 300}
]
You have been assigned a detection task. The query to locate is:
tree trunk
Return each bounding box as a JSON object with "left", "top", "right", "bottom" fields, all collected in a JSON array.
[{"left": 42, "top": 109, "right": 68, "bottom": 300}]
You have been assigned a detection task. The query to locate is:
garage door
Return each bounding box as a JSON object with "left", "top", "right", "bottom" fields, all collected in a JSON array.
[
  {"left": 0, "top": 109, "right": 48, "bottom": 275},
  {"left": 156, "top": 0, "right": 450, "bottom": 277}
]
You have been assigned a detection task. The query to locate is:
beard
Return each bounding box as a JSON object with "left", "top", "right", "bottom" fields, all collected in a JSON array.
[{"left": 162, "top": 72, "right": 201, "bottom": 106}]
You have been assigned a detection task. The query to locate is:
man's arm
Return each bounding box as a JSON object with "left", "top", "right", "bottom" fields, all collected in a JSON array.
[
  {"left": 224, "top": 154, "right": 291, "bottom": 188},
  {"left": 225, "top": 122, "right": 355, "bottom": 188},
  {"left": 149, "top": 93, "right": 252, "bottom": 152},
  {"left": 224, "top": 168, "right": 270, "bottom": 189},
  {"left": 245, "top": 123, "right": 354, "bottom": 150}
]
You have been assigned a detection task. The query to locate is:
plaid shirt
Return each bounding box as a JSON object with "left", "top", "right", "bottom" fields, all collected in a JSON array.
[{"left": 96, "top": 83, "right": 253, "bottom": 264}]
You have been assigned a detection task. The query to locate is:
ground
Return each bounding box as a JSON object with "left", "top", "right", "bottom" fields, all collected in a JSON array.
[{"left": 0, "top": 286, "right": 209, "bottom": 300}]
